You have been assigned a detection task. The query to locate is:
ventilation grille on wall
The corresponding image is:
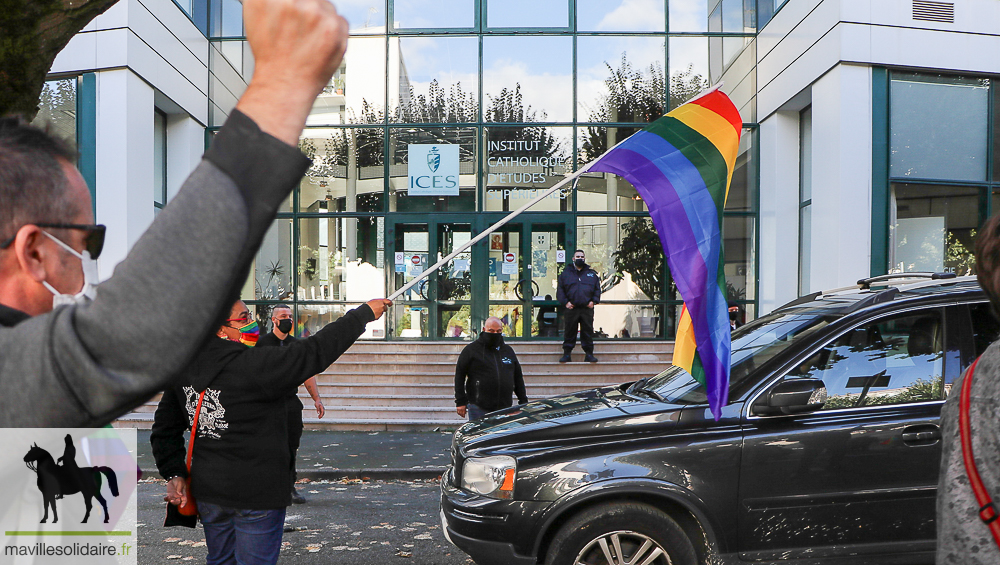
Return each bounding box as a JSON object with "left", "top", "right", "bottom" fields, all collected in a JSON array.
[{"left": 913, "top": 0, "right": 954, "bottom": 23}]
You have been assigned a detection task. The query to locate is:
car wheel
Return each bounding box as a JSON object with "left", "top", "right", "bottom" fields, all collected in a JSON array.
[{"left": 546, "top": 502, "right": 697, "bottom": 565}]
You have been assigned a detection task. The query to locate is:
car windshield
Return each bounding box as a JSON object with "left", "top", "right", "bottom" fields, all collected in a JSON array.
[{"left": 628, "top": 308, "right": 840, "bottom": 404}]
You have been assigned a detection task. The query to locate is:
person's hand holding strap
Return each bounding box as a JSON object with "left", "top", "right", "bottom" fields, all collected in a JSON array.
[{"left": 237, "top": 0, "right": 349, "bottom": 146}]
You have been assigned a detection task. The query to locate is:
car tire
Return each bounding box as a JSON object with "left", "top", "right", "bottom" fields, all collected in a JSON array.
[{"left": 545, "top": 502, "right": 697, "bottom": 565}]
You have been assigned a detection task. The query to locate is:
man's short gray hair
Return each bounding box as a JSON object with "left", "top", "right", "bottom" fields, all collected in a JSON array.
[{"left": 0, "top": 116, "right": 80, "bottom": 244}]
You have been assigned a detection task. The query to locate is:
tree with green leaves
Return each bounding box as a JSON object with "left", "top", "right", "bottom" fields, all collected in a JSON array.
[
  {"left": 612, "top": 217, "right": 664, "bottom": 301},
  {"left": 0, "top": 0, "right": 120, "bottom": 118}
]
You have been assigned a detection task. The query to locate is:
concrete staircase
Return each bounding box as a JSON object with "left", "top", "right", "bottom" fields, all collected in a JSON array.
[{"left": 116, "top": 340, "right": 674, "bottom": 431}]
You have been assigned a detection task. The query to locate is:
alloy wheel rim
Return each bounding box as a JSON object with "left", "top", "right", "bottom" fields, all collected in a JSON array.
[{"left": 573, "top": 530, "right": 672, "bottom": 565}]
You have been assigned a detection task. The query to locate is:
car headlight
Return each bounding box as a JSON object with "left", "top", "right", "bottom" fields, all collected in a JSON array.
[{"left": 461, "top": 456, "right": 516, "bottom": 499}]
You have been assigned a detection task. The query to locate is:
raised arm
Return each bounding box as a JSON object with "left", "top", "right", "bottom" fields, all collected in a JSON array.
[{"left": 0, "top": 0, "right": 349, "bottom": 427}]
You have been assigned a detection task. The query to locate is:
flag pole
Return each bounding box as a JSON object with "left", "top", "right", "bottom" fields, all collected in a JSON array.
[{"left": 389, "top": 164, "right": 595, "bottom": 301}]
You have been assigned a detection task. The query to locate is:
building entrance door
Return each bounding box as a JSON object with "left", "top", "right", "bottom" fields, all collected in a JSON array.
[
  {"left": 484, "top": 218, "right": 568, "bottom": 339},
  {"left": 389, "top": 219, "right": 472, "bottom": 339},
  {"left": 389, "top": 217, "right": 569, "bottom": 339}
]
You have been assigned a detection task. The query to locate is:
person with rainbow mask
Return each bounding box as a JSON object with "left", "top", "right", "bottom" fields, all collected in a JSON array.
[{"left": 151, "top": 298, "right": 389, "bottom": 564}]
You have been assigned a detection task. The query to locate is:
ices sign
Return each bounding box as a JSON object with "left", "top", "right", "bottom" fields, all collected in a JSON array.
[{"left": 408, "top": 144, "right": 460, "bottom": 196}]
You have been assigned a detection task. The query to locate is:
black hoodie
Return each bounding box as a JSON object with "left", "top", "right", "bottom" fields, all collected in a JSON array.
[
  {"left": 151, "top": 304, "right": 375, "bottom": 509},
  {"left": 454, "top": 332, "right": 528, "bottom": 413}
]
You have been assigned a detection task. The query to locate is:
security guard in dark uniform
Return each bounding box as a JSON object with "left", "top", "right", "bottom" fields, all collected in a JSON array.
[{"left": 557, "top": 250, "right": 601, "bottom": 363}]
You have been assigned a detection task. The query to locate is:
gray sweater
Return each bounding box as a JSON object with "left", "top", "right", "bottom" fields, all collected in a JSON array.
[
  {"left": 938, "top": 340, "right": 1000, "bottom": 563},
  {"left": 0, "top": 110, "right": 309, "bottom": 427}
]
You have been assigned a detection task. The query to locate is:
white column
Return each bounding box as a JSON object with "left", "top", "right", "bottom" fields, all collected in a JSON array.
[
  {"left": 758, "top": 111, "right": 801, "bottom": 315},
  {"left": 809, "top": 64, "right": 873, "bottom": 290},
  {"left": 94, "top": 69, "right": 155, "bottom": 280},
  {"left": 165, "top": 114, "right": 206, "bottom": 202}
]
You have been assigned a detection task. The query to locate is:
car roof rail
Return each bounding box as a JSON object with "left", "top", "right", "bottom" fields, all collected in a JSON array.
[
  {"left": 774, "top": 273, "right": 974, "bottom": 312},
  {"left": 857, "top": 272, "right": 955, "bottom": 290},
  {"left": 895, "top": 274, "right": 978, "bottom": 293}
]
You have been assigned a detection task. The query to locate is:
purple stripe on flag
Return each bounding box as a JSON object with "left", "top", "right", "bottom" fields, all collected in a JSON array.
[
  {"left": 600, "top": 131, "right": 721, "bottom": 267},
  {"left": 590, "top": 148, "right": 727, "bottom": 381}
]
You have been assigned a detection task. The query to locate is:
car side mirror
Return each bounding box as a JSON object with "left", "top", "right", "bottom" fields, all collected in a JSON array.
[{"left": 752, "top": 378, "right": 827, "bottom": 416}]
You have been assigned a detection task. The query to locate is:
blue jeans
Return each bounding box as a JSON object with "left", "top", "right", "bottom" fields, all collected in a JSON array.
[
  {"left": 468, "top": 403, "right": 487, "bottom": 421},
  {"left": 198, "top": 501, "right": 286, "bottom": 565}
]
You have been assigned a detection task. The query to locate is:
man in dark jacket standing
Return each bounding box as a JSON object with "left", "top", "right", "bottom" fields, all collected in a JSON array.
[
  {"left": 557, "top": 249, "right": 601, "bottom": 363},
  {"left": 455, "top": 316, "right": 528, "bottom": 420},
  {"left": 256, "top": 303, "right": 324, "bottom": 504},
  {"left": 152, "top": 297, "right": 389, "bottom": 565}
]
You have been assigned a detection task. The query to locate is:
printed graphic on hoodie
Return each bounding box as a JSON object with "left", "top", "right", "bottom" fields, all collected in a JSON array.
[{"left": 184, "top": 387, "right": 228, "bottom": 439}]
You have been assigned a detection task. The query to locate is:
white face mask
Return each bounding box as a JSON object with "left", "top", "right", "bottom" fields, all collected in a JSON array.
[{"left": 40, "top": 231, "right": 99, "bottom": 307}]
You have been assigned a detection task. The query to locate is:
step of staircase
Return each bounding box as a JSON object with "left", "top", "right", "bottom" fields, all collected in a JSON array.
[{"left": 115, "top": 340, "right": 673, "bottom": 431}]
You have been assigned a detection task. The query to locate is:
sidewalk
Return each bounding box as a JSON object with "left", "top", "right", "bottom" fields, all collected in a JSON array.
[{"left": 135, "top": 429, "right": 454, "bottom": 481}]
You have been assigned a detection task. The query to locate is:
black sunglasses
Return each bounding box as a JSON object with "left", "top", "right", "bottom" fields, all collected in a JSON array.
[{"left": 0, "top": 223, "right": 106, "bottom": 259}]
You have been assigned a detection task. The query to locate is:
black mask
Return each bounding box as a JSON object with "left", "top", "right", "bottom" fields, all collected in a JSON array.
[
  {"left": 482, "top": 331, "right": 503, "bottom": 348},
  {"left": 574, "top": 258, "right": 586, "bottom": 268},
  {"left": 277, "top": 319, "right": 293, "bottom": 334},
  {"left": 729, "top": 310, "right": 739, "bottom": 321}
]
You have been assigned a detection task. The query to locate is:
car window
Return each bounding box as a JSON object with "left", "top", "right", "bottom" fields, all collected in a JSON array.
[
  {"left": 970, "top": 302, "right": 1000, "bottom": 357},
  {"left": 785, "top": 310, "right": 945, "bottom": 409},
  {"left": 636, "top": 308, "right": 840, "bottom": 404}
]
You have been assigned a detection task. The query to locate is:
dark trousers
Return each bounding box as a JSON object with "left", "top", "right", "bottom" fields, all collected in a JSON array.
[
  {"left": 563, "top": 306, "right": 595, "bottom": 353},
  {"left": 467, "top": 403, "right": 487, "bottom": 421},
  {"left": 199, "top": 502, "right": 286, "bottom": 565},
  {"left": 287, "top": 397, "right": 304, "bottom": 484}
]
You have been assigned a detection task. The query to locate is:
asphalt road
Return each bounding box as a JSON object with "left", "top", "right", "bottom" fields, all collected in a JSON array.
[{"left": 137, "top": 477, "right": 473, "bottom": 565}]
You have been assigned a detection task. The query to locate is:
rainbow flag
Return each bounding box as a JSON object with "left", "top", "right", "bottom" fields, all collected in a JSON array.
[{"left": 588, "top": 87, "right": 742, "bottom": 420}]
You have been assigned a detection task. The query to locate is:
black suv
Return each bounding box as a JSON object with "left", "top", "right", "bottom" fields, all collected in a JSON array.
[{"left": 440, "top": 275, "right": 1000, "bottom": 565}]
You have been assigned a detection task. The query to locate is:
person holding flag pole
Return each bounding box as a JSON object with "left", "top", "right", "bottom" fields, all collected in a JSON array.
[{"left": 389, "top": 85, "right": 741, "bottom": 420}]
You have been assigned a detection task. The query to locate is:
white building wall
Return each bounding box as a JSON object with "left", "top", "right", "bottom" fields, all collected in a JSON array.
[
  {"left": 46, "top": 0, "right": 255, "bottom": 274},
  {"left": 758, "top": 110, "right": 801, "bottom": 314},
  {"left": 807, "top": 63, "right": 872, "bottom": 292},
  {"left": 751, "top": 0, "right": 1000, "bottom": 309},
  {"left": 94, "top": 69, "right": 156, "bottom": 278}
]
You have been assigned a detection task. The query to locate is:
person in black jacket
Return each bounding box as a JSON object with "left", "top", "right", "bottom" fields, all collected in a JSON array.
[
  {"left": 557, "top": 250, "right": 602, "bottom": 363},
  {"left": 151, "top": 298, "right": 388, "bottom": 565},
  {"left": 455, "top": 317, "right": 528, "bottom": 421}
]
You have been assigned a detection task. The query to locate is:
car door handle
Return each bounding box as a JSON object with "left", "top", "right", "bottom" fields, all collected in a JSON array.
[{"left": 902, "top": 425, "right": 941, "bottom": 445}]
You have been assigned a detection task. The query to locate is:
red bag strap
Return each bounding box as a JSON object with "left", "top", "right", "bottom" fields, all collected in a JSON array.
[
  {"left": 959, "top": 356, "right": 1000, "bottom": 549},
  {"left": 185, "top": 391, "right": 206, "bottom": 473}
]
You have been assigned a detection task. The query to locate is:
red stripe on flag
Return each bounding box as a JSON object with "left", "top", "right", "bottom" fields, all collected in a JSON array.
[{"left": 690, "top": 91, "right": 742, "bottom": 134}]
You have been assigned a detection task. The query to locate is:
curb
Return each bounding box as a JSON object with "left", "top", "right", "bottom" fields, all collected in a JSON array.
[
  {"left": 299, "top": 468, "right": 446, "bottom": 481},
  {"left": 142, "top": 467, "right": 447, "bottom": 482}
]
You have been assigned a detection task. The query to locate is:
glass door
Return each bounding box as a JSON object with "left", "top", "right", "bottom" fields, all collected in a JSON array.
[
  {"left": 436, "top": 223, "right": 473, "bottom": 338},
  {"left": 391, "top": 222, "right": 431, "bottom": 338},
  {"left": 391, "top": 217, "right": 568, "bottom": 339},
  {"left": 390, "top": 219, "right": 473, "bottom": 338},
  {"left": 528, "top": 222, "right": 566, "bottom": 338},
  {"left": 483, "top": 218, "right": 568, "bottom": 339}
]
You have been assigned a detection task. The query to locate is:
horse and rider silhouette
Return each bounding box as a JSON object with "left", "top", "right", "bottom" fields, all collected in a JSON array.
[{"left": 23, "top": 435, "right": 119, "bottom": 524}]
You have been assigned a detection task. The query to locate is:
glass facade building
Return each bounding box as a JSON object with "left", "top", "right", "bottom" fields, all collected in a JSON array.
[{"left": 208, "top": 0, "right": 760, "bottom": 340}]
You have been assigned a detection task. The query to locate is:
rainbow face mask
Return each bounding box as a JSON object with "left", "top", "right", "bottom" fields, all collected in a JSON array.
[{"left": 235, "top": 320, "right": 259, "bottom": 347}]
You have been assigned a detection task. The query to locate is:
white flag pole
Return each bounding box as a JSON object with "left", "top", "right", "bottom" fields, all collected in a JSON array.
[
  {"left": 389, "top": 165, "right": 593, "bottom": 301},
  {"left": 386, "top": 81, "right": 727, "bottom": 301}
]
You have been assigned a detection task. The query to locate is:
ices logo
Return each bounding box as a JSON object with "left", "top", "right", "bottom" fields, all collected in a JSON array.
[{"left": 427, "top": 146, "right": 441, "bottom": 173}]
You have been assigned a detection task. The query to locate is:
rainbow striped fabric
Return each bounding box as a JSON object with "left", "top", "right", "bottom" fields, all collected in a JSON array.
[{"left": 588, "top": 88, "right": 742, "bottom": 420}]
